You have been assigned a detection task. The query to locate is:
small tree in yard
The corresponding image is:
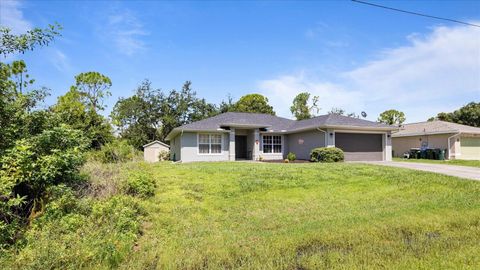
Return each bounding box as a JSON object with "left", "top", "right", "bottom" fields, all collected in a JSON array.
[{"left": 378, "top": 109, "right": 406, "bottom": 126}]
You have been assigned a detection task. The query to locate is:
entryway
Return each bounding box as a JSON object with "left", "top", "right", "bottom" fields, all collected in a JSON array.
[{"left": 235, "top": 135, "right": 247, "bottom": 160}]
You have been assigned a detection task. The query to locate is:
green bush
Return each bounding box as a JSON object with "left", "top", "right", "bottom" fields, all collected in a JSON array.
[
  {"left": 89, "top": 140, "right": 141, "bottom": 163},
  {"left": 125, "top": 171, "right": 156, "bottom": 197},
  {"left": 287, "top": 152, "right": 296, "bottom": 161},
  {"left": 158, "top": 150, "right": 170, "bottom": 161},
  {"left": 0, "top": 126, "right": 87, "bottom": 246},
  {"left": 310, "top": 147, "right": 344, "bottom": 163}
]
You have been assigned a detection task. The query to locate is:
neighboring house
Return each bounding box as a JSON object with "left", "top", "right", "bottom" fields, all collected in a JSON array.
[
  {"left": 392, "top": 121, "right": 480, "bottom": 160},
  {"left": 165, "top": 112, "right": 398, "bottom": 162},
  {"left": 143, "top": 141, "right": 170, "bottom": 162}
]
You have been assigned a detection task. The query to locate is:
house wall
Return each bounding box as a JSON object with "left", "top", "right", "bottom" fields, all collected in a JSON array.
[
  {"left": 170, "top": 135, "right": 182, "bottom": 161},
  {"left": 180, "top": 132, "right": 230, "bottom": 162},
  {"left": 286, "top": 130, "right": 326, "bottom": 160},
  {"left": 246, "top": 130, "right": 255, "bottom": 159},
  {"left": 392, "top": 133, "right": 454, "bottom": 158},
  {"left": 144, "top": 143, "right": 170, "bottom": 163}
]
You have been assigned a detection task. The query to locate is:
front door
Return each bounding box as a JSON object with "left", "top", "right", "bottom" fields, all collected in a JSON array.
[{"left": 235, "top": 135, "right": 247, "bottom": 159}]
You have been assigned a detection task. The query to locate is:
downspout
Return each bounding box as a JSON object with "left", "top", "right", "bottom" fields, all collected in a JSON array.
[
  {"left": 447, "top": 133, "right": 461, "bottom": 160},
  {"left": 316, "top": 128, "right": 327, "bottom": 146}
]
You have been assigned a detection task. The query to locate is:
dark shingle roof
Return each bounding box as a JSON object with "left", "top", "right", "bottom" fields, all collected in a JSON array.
[
  {"left": 166, "top": 112, "right": 397, "bottom": 140},
  {"left": 177, "top": 112, "right": 294, "bottom": 131}
]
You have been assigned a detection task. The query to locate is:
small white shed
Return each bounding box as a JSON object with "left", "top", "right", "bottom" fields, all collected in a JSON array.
[{"left": 143, "top": 141, "right": 170, "bottom": 162}]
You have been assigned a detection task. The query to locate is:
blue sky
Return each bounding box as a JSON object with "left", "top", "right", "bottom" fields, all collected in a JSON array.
[{"left": 1, "top": 0, "right": 479, "bottom": 122}]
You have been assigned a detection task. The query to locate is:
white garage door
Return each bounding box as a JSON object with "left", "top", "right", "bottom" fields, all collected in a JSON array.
[{"left": 460, "top": 137, "right": 480, "bottom": 160}]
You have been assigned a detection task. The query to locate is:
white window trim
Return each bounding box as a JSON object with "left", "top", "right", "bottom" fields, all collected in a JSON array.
[
  {"left": 197, "top": 133, "right": 223, "bottom": 155},
  {"left": 261, "top": 134, "right": 283, "bottom": 155}
]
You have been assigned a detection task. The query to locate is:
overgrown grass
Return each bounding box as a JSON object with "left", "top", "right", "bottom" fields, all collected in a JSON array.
[
  {"left": 2, "top": 161, "right": 479, "bottom": 269},
  {"left": 393, "top": 157, "right": 480, "bottom": 168},
  {"left": 0, "top": 161, "right": 152, "bottom": 270}
]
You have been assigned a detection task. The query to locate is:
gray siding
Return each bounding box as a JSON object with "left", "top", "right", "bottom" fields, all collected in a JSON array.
[
  {"left": 287, "top": 130, "right": 326, "bottom": 160},
  {"left": 170, "top": 135, "right": 181, "bottom": 161},
  {"left": 180, "top": 132, "right": 230, "bottom": 162}
]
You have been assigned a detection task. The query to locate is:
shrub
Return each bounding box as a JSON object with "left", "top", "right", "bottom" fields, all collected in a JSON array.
[
  {"left": 310, "top": 147, "right": 344, "bottom": 163},
  {"left": 287, "top": 152, "right": 296, "bottom": 161},
  {"left": 124, "top": 171, "right": 156, "bottom": 197},
  {"left": 158, "top": 150, "right": 170, "bottom": 161},
  {"left": 2, "top": 195, "right": 144, "bottom": 269},
  {"left": 89, "top": 140, "right": 141, "bottom": 163},
  {"left": 0, "top": 126, "right": 87, "bottom": 246}
]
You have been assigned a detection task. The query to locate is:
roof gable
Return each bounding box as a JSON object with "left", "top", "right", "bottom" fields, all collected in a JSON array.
[{"left": 143, "top": 140, "right": 170, "bottom": 148}]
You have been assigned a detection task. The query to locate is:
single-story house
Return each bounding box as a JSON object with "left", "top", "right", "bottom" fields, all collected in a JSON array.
[
  {"left": 165, "top": 112, "right": 398, "bottom": 162},
  {"left": 392, "top": 121, "right": 480, "bottom": 160},
  {"left": 143, "top": 140, "right": 170, "bottom": 162}
]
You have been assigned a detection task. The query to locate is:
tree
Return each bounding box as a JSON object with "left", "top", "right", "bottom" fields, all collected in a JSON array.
[
  {"left": 160, "top": 81, "right": 206, "bottom": 140},
  {"left": 73, "top": 72, "right": 112, "bottom": 111},
  {"left": 111, "top": 80, "right": 164, "bottom": 148},
  {"left": 290, "top": 92, "right": 320, "bottom": 120},
  {"left": 232, "top": 94, "right": 275, "bottom": 115},
  {"left": 378, "top": 109, "right": 406, "bottom": 126},
  {"left": 0, "top": 23, "right": 62, "bottom": 57},
  {"left": 328, "top": 107, "right": 346, "bottom": 115},
  {"left": 218, "top": 94, "right": 235, "bottom": 113},
  {"left": 52, "top": 87, "right": 113, "bottom": 149},
  {"left": 0, "top": 61, "right": 51, "bottom": 154},
  {"left": 429, "top": 102, "right": 480, "bottom": 127},
  {"left": 290, "top": 92, "right": 311, "bottom": 120},
  {"left": 112, "top": 80, "right": 218, "bottom": 147},
  {"left": 190, "top": 98, "right": 218, "bottom": 122}
]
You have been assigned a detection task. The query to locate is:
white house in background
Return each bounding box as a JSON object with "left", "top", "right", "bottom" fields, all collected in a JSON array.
[
  {"left": 392, "top": 121, "right": 480, "bottom": 160},
  {"left": 143, "top": 141, "right": 170, "bottom": 162},
  {"left": 165, "top": 112, "right": 399, "bottom": 162}
]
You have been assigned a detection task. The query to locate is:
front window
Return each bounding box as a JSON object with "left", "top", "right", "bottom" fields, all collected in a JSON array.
[
  {"left": 263, "top": 135, "right": 282, "bottom": 153},
  {"left": 199, "top": 134, "right": 222, "bottom": 154}
]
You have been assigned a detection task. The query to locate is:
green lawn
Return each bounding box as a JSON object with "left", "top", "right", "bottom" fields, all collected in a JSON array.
[
  {"left": 120, "top": 162, "right": 479, "bottom": 269},
  {"left": 393, "top": 157, "right": 480, "bottom": 168}
]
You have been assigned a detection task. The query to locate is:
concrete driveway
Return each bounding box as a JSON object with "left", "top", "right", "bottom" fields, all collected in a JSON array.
[{"left": 364, "top": 161, "right": 480, "bottom": 181}]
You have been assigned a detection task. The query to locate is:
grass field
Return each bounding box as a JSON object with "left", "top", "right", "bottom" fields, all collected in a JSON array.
[
  {"left": 393, "top": 157, "right": 480, "bottom": 168},
  {"left": 121, "top": 162, "right": 479, "bottom": 269},
  {"left": 3, "top": 161, "right": 479, "bottom": 269}
]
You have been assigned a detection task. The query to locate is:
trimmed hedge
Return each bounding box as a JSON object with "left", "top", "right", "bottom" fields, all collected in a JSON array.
[{"left": 310, "top": 147, "right": 344, "bottom": 163}]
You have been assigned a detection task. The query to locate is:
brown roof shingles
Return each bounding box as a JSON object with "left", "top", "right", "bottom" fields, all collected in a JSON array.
[{"left": 392, "top": 120, "right": 480, "bottom": 137}]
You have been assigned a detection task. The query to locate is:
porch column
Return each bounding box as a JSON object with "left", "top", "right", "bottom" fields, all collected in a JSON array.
[
  {"left": 253, "top": 129, "right": 260, "bottom": 160},
  {"left": 326, "top": 128, "right": 335, "bottom": 147},
  {"left": 385, "top": 132, "right": 392, "bottom": 161},
  {"left": 229, "top": 128, "right": 236, "bottom": 161}
]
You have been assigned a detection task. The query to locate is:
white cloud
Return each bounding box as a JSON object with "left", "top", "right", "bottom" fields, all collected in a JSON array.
[
  {"left": 0, "top": 0, "right": 31, "bottom": 33},
  {"left": 50, "top": 49, "right": 72, "bottom": 73},
  {"left": 105, "top": 9, "right": 148, "bottom": 56},
  {"left": 259, "top": 23, "right": 480, "bottom": 122}
]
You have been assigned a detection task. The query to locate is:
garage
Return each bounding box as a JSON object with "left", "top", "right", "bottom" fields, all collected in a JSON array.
[
  {"left": 460, "top": 137, "right": 480, "bottom": 160},
  {"left": 335, "top": 133, "right": 383, "bottom": 161}
]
